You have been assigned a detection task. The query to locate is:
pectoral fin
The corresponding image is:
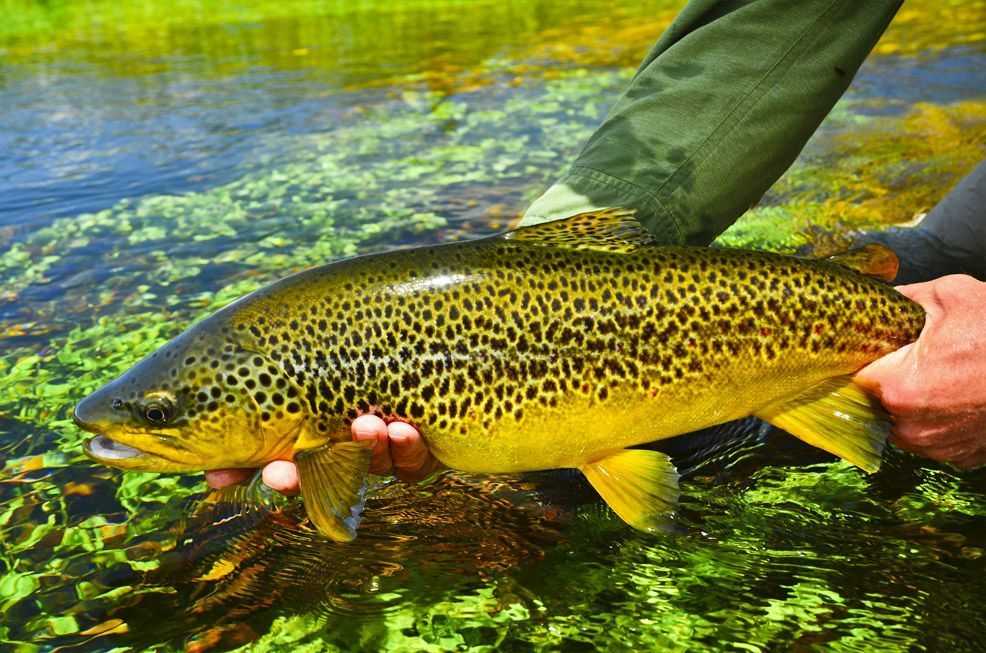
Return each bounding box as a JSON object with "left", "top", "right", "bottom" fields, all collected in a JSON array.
[
  {"left": 755, "top": 375, "right": 889, "bottom": 473},
  {"left": 295, "top": 440, "right": 374, "bottom": 542},
  {"left": 579, "top": 449, "right": 679, "bottom": 533}
]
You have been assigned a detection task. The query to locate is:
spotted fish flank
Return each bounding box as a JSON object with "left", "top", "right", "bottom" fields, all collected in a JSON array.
[{"left": 75, "top": 209, "right": 926, "bottom": 541}]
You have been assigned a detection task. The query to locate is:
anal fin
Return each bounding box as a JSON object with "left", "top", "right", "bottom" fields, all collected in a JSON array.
[
  {"left": 755, "top": 375, "right": 889, "bottom": 473},
  {"left": 579, "top": 449, "right": 679, "bottom": 533},
  {"left": 296, "top": 440, "right": 374, "bottom": 542}
]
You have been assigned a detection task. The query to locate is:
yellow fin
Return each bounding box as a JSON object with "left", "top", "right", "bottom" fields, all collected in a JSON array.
[
  {"left": 194, "top": 558, "right": 237, "bottom": 582},
  {"left": 505, "top": 208, "right": 655, "bottom": 253},
  {"left": 827, "top": 243, "right": 899, "bottom": 281},
  {"left": 579, "top": 449, "right": 679, "bottom": 532},
  {"left": 755, "top": 376, "right": 889, "bottom": 473},
  {"left": 295, "top": 440, "right": 374, "bottom": 542}
]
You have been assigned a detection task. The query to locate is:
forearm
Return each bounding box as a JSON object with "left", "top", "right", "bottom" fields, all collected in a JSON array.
[
  {"left": 858, "top": 159, "right": 986, "bottom": 284},
  {"left": 522, "top": 0, "right": 902, "bottom": 245},
  {"left": 911, "top": 159, "right": 986, "bottom": 281}
]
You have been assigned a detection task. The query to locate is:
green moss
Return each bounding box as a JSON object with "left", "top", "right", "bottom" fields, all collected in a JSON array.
[{"left": 720, "top": 99, "right": 986, "bottom": 251}]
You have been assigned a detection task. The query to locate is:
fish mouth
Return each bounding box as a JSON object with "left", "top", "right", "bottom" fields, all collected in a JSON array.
[
  {"left": 83, "top": 434, "right": 197, "bottom": 471},
  {"left": 85, "top": 435, "right": 144, "bottom": 461},
  {"left": 74, "top": 404, "right": 155, "bottom": 464}
]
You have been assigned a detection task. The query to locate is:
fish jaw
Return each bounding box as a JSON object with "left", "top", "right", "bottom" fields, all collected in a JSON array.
[{"left": 83, "top": 434, "right": 199, "bottom": 472}]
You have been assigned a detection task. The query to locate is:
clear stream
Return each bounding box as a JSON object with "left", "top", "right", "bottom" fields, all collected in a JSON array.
[{"left": 1, "top": 1, "right": 985, "bottom": 651}]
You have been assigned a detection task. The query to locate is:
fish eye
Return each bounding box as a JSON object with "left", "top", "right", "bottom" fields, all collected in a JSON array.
[{"left": 143, "top": 397, "right": 175, "bottom": 425}]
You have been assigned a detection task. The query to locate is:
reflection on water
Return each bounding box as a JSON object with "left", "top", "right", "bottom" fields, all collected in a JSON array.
[
  {"left": 33, "top": 474, "right": 567, "bottom": 652},
  {"left": 15, "top": 422, "right": 986, "bottom": 652},
  {"left": 1, "top": 0, "right": 985, "bottom": 651},
  {"left": 0, "top": 0, "right": 680, "bottom": 229}
]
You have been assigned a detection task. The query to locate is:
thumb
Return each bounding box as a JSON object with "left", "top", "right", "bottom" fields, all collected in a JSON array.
[
  {"left": 854, "top": 342, "right": 914, "bottom": 397},
  {"left": 892, "top": 281, "right": 934, "bottom": 303}
]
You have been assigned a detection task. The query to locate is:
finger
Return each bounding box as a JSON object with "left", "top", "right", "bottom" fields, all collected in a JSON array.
[
  {"left": 260, "top": 460, "right": 300, "bottom": 495},
  {"left": 854, "top": 342, "right": 915, "bottom": 395},
  {"left": 888, "top": 420, "right": 944, "bottom": 455},
  {"left": 205, "top": 468, "right": 254, "bottom": 489},
  {"left": 922, "top": 435, "right": 981, "bottom": 465},
  {"left": 890, "top": 434, "right": 945, "bottom": 460},
  {"left": 892, "top": 415, "right": 978, "bottom": 448},
  {"left": 890, "top": 424, "right": 978, "bottom": 463},
  {"left": 952, "top": 449, "right": 986, "bottom": 470},
  {"left": 352, "top": 414, "right": 392, "bottom": 475},
  {"left": 856, "top": 282, "right": 940, "bottom": 403},
  {"left": 892, "top": 281, "right": 936, "bottom": 304},
  {"left": 388, "top": 421, "right": 438, "bottom": 482}
]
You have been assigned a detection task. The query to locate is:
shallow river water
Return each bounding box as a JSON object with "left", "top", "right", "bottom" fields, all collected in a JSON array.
[{"left": 1, "top": 1, "right": 985, "bottom": 651}]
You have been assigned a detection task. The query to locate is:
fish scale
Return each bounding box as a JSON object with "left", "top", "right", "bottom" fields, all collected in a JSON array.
[
  {"left": 223, "top": 240, "right": 919, "bottom": 465},
  {"left": 76, "top": 209, "right": 926, "bottom": 541}
]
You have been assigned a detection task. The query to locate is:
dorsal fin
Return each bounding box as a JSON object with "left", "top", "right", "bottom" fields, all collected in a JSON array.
[
  {"left": 826, "top": 243, "right": 899, "bottom": 281},
  {"left": 504, "top": 208, "right": 656, "bottom": 253}
]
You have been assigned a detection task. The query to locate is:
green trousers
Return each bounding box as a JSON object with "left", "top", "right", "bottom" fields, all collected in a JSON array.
[{"left": 520, "top": 0, "right": 902, "bottom": 246}]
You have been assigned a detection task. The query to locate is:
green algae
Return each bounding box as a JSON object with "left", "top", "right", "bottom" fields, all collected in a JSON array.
[
  {"left": 1, "top": 0, "right": 981, "bottom": 95},
  {"left": 0, "top": 0, "right": 686, "bottom": 93},
  {"left": 718, "top": 99, "right": 986, "bottom": 251}
]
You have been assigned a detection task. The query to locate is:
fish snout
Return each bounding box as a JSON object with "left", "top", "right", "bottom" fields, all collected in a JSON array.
[
  {"left": 73, "top": 396, "right": 98, "bottom": 432},
  {"left": 73, "top": 390, "right": 127, "bottom": 433}
]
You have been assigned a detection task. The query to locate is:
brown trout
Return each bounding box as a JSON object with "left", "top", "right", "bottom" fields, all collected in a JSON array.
[{"left": 75, "top": 209, "right": 925, "bottom": 541}]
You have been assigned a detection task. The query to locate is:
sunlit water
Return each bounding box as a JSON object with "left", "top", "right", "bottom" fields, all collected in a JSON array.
[{"left": 1, "top": 1, "right": 985, "bottom": 651}]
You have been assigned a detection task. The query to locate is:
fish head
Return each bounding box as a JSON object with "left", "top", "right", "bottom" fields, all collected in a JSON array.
[{"left": 75, "top": 322, "right": 306, "bottom": 472}]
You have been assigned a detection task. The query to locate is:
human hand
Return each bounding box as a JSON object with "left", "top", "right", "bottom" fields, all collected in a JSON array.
[
  {"left": 855, "top": 275, "right": 986, "bottom": 469},
  {"left": 204, "top": 415, "right": 441, "bottom": 494}
]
